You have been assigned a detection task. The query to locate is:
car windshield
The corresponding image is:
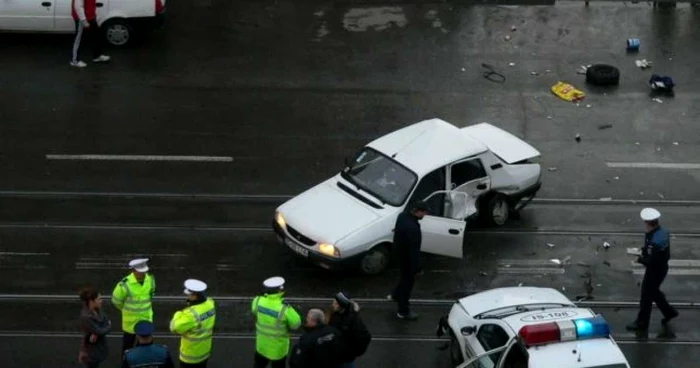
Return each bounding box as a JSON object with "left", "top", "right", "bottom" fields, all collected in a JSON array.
[{"left": 341, "top": 147, "right": 418, "bottom": 206}]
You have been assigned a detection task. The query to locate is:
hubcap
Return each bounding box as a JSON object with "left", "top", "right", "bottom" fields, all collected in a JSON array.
[
  {"left": 107, "top": 24, "right": 129, "bottom": 46},
  {"left": 362, "top": 249, "right": 386, "bottom": 274},
  {"left": 492, "top": 199, "right": 509, "bottom": 225}
]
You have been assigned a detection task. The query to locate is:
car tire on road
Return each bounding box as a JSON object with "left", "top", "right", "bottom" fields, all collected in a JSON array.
[
  {"left": 103, "top": 19, "right": 133, "bottom": 47},
  {"left": 450, "top": 333, "right": 464, "bottom": 365},
  {"left": 359, "top": 244, "right": 390, "bottom": 275},
  {"left": 485, "top": 194, "right": 509, "bottom": 227},
  {"left": 585, "top": 64, "right": 620, "bottom": 86}
]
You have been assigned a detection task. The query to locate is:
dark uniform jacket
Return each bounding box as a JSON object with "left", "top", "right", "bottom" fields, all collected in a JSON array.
[
  {"left": 393, "top": 211, "right": 422, "bottom": 274},
  {"left": 121, "top": 342, "right": 174, "bottom": 368},
  {"left": 638, "top": 226, "right": 671, "bottom": 273},
  {"left": 328, "top": 302, "right": 372, "bottom": 363},
  {"left": 289, "top": 324, "right": 344, "bottom": 368}
]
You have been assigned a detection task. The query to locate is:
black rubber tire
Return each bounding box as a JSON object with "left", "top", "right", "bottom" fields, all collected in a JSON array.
[
  {"left": 483, "top": 194, "right": 510, "bottom": 227},
  {"left": 359, "top": 244, "right": 390, "bottom": 275},
  {"left": 586, "top": 64, "right": 620, "bottom": 86},
  {"left": 102, "top": 19, "right": 133, "bottom": 48},
  {"left": 450, "top": 333, "right": 465, "bottom": 365}
]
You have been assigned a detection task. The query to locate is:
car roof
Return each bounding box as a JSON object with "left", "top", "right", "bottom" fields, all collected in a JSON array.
[
  {"left": 502, "top": 307, "right": 596, "bottom": 335},
  {"left": 365, "top": 118, "right": 488, "bottom": 177},
  {"left": 527, "top": 338, "right": 629, "bottom": 368},
  {"left": 457, "top": 287, "right": 575, "bottom": 317}
]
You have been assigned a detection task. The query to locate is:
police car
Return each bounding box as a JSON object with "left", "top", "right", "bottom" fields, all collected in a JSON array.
[
  {"left": 436, "top": 287, "right": 631, "bottom": 368},
  {"left": 272, "top": 118, "right": 542, "bottom": 275}
]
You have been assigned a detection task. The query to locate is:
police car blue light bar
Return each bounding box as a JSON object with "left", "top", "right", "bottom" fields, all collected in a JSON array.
[{"left": 518, "top": 315, "right": 611, "bottom": 346}]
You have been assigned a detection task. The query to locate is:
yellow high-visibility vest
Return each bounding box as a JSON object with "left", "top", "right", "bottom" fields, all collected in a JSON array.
[
  {"left": 252, "top": 293, "right": 301, "bottom": 360},
  {"left": 112, "top": 273, "right": 155, "bottom": 333},
  {"left": 170, "top": 298, "right": 216, "bottom": 364}
]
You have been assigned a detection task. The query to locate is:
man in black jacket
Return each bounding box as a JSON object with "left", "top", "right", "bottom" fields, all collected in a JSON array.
[
  {"left": 289, "top": 309, "right": 344, "bottom": 368},
  {"left": 388, "top": 200, "right": 428, "bottom": 320},
  {"left": 328, "top": 292, "right": 371, "bottom": 368}
]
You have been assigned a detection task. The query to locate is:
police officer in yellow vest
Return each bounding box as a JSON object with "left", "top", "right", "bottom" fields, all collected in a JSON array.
[
  {"left": 169, "top": 279, "right": 216, "bottom": 368},
  {"left": 252, "top": 276, "right": 302, "bottom": 368},
  {"left": 112, "top": 258, "right": 156, "bottom": 354}
]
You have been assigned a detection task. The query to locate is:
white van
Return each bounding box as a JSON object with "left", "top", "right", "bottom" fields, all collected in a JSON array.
[{"left": 0, "top": 0, "right": 166, "bottom": 47}]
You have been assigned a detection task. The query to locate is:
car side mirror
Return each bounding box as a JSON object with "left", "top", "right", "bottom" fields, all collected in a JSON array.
[{"left": 461, "top": 325, "right": 476, "bottom": 336}]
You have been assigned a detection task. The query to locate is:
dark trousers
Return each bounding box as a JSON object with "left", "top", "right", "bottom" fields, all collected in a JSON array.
[
  {"left": 392, "top": 268, "right": 415, "bottom": 315},
  {"left": 636, "top": 267, "right": 677, "bottom": 326},
  {"left": 254, "top": 351, "right": 286, "bottom": 368},
  {"left": 180, "top": 359, "right": 208, "bottom": 368},
  {"left": 121, "top": 332, "right": 136, "bottom": 353},
  {"left": 72, "top": 19, "right": 103, "bottom": 62}
]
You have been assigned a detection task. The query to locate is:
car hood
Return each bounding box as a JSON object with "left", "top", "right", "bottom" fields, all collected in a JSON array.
[{"left": 279, "top": 179, "right": 382, "bottom": 245}]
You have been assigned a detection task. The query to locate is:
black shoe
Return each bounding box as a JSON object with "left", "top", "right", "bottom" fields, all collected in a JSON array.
[
  {"left": 662, "top": 310, "right": 679, "bottom": 325},
  {"left": 625, "top": 321, "right": 648, "bottom": 331},
  {"left": 397, "top": 312, "right": 419, "bottom": 320}
]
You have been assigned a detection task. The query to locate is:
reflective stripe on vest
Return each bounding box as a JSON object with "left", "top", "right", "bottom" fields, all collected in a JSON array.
[
  {"left": 253, "top": 298, "right": 289, "bottom": 338},
  {"left": 118, "top": 274, "right": 154, "bottom": 332},
  {"left": 179, "top": 300, "right": 216, "bottom": 364}
]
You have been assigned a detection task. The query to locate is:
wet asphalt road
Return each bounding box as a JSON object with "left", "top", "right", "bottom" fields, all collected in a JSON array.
[{"left": 1, "top": 0, "right": 700, "bottom": 367}]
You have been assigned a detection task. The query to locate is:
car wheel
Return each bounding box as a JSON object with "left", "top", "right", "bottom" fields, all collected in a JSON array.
[
  {"left": 359, "top": 244, "right": 389, "bottom": 275},
  {"left": 103, "top": 19, "right": 132, "bottom": 47},
  {"left": 585, "top": 64, "right": 620, "bottom": 86},
  {"left": 450, "top": 333, "right": 464, "bottom": 365},
  {"left": 486, "top": 194, "right": 509, "bottom": 227}
]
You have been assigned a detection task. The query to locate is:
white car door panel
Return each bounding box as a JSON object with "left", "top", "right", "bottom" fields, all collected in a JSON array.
[
  {"left": 108, "top": 0, "right": 152, "bottom": 18},
  {"left": 0, "top": 0, "right": 55, "bottom": 31},
  {"left": 53, "top": 0, "right": 74, "bottom": 31},
  {"left": 419, "top": 215, "right": 464, "bottom": 258}
]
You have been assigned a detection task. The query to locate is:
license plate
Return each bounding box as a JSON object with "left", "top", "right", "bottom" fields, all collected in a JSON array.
[{"left": 285, "top": 238, "right": 309, "bottom": 257}]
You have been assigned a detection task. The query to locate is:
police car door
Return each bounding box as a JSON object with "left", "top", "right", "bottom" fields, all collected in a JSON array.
[
  {"left": 456, "top": 338, "right": 528, "bottom": 368},
  {"left": 462, "top": 320, "right": 514, "bottom": 368}
]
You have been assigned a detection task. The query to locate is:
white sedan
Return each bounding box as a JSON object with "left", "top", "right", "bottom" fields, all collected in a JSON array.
[
  {"left": 437, "top": 287, "right": 631, "bottom": 368},
  {"left": 272, "top": 118, "right": 542, "bottom": 275}
]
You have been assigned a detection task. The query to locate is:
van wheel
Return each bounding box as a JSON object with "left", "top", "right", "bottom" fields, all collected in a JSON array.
[
  {"left": 450, "top": 333, "right": 464, "bottom": 365},
  {"left": 359, "top": 244, "right": 389, "bottom": 275},
  {"left": 485, "top": 194, "right": 509, "bottom": 227},
  {"left": 103, "top": 19, "right": 132, "bottom": 47}
]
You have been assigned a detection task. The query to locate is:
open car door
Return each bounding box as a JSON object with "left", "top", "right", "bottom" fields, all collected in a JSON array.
[
  {"left": 418, "top": 191, "right": 465, "bottom": 259},
  {"left": 456, "top": 338, "right": 528, "bottom": 368}
]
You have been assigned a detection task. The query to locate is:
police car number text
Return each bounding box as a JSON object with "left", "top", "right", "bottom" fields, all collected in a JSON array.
[
  {"left": 285, "top": 238, "right": 309, "bottom": 257},
  {"left": 520, "top": 310, "right": 578, "bottom": 322}
]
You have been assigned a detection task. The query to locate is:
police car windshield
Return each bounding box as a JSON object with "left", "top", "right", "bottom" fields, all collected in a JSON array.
[{"left": 478, "top": 303, "right": 571, "bottom": 319}]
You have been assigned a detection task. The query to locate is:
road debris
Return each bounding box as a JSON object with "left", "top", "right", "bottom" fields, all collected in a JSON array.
[
  {"left": 511, "top": 25, "right": 517, "bottom": 31},
  {"left": 635, "top": 59, "right": 652, "bottom": 69},
  {"left": 530, "top": 71, "right": 539, "bottom": 75},
  {"left": 635, "top": 142, "right": 640, "bottom": 145},
  {"left": 652, "top": 97, "right": 663, "bottom": 103},
  {"left": 577, "top": 65, "right": 591, "bottom": 75},
  {"left": 509, "top": 62, "right": 515, "bottom": 67},
  {"left": 547, "top": 243, "right": 556, "bottom": 248},
  {"left": 575, "top": 133, "right": 581, "bottom": 142},
  {"left": 627, "top": 247, "right": 642, "bottom": 256},
  {"left": 657, "top": 192, "right": 665, "bottom": 199},
  {"left": 603, "top": 241, "right": 611, "bottom": 249},
  {"left": 673, "top": 142, "right": 679, "bottom": 145},
  {"left": 479, "top": 271, "right": 488, "bottom": 276},
  {"left": 614, "top": 176, "right": 619, "bottom": 180},
  {"left": 547, "top": 167, "right": 558, "bottom": 171},
  {"left": 504, "top": 35, "right": 511, "bottom": 41},
  {"left": 518, "top": 282, "right": 524, "bottom": 287},
  {"left": 562, "top": 255, "right": 572, "bottom": 265},
  {"left": 552, "top": 81, "right": 585, "bottom": 102},
  {"left": 550, "top": 259, "right": 561, "bottom": 265},
  {"left": 481, "top": 63, "right": 506, "bottom": 83},
  {"left": 598, "top": 124, "right": 613, "bottom": 130}
]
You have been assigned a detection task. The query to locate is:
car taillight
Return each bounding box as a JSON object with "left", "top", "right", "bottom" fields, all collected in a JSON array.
[{"left": 155, "top": 0, "right": 164, "bottom": 13}]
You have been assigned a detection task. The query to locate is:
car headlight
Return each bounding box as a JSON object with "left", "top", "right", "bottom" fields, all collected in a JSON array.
[
  {"left": 319, "top": 243, "right": 340, "bottom": 258},
  {"left": 275, "top": 211, "right": 286, "bottom": 229}
]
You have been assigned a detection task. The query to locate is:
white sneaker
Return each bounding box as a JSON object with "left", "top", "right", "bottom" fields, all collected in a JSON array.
[
  {"left": 93, "top": 55, "right": 111, "bottom": 63},
  {"left": 70, "top": 60, "right": 87, "bottom": 68}
]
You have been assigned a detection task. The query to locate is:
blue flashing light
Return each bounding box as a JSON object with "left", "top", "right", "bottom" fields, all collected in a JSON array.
[{"left": 574, "top": 315, "right": 610, "bottom": 339}]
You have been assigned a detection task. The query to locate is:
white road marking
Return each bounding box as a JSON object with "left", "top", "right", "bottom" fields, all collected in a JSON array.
[
  {"left": 0, "top": 293, "right": 698, "bottom": 307},
  {"left": 0, "top": 331, "right": 695, "bottom": 345},
  {"left": 0, "top": 252, "right": 50, "bottom": 256},
  {"left": 45, "top": 154, "right": 233, "bottom": 162},
  {"left": 607, "top": 162, "right": 700, "bottom": 170},
  {"left": 633, "top": 269, "right": 700, "bottom": 276},
  {"left": 630, "top": 260, "right": 700, "bottom": 268},
  {"left": 496, "top": 267, "right": 565, "bottom": 275},
  {"left": 498, "top": 259, "right": 562, "bottom": 266}
]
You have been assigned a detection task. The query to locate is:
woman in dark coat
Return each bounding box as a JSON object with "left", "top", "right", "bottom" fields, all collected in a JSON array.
[{"left": 78, "top": 286, "right": 112, "bottom": 367}]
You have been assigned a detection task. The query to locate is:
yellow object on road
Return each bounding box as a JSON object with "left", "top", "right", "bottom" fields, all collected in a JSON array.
[{"left": 551, "top": 81, "right": 585, "bottom": 102}]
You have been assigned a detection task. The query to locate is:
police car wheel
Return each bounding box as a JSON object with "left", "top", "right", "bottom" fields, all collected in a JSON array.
[
  {"left": 486, "top": 194, "right": 509, "bottom": 227},
  {"left": 449, "top": 333, "right": 464, "bottom": 365},
  {"left": 359, "top": 244, "right": 389, "bottom": 275}
]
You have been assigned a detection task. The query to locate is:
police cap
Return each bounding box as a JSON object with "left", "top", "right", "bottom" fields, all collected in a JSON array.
[{"left": 134, "top": 320, "right": 155, "bottom": 336}]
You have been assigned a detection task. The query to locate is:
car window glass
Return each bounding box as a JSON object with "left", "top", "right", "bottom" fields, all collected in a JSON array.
[
  {"left": 475, "top": 324, "right": 510, "bottom": 365},
  {"left": 451, "top": 159, "right": 487, "bottom": 187},
  {"left": 407, "top": 167, "right": 446, "bottom": 217}
]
